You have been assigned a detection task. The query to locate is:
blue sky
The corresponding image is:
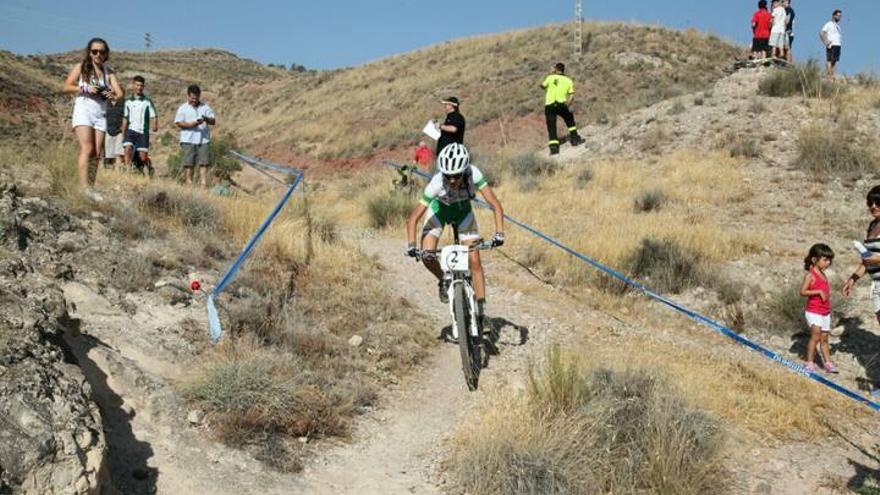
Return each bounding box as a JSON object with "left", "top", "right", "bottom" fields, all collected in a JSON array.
[{"left": 0, "top": 1, "right": 876, "bottom": 74}]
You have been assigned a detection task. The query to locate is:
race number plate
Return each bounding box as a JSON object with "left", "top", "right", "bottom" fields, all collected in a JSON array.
[{"left": 440, "top": 245, "right": 469, "bottom": 272}]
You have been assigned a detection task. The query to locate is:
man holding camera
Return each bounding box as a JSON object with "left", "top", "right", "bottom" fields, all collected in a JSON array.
[{"left": 174, "top": 84, "right": 215, "bottom": 188}]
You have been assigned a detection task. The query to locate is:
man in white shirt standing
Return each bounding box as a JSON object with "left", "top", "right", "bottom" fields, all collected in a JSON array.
[
  {"left": 174, "top": 84, "right": 216, "bottom": 188},
  {"left": 769, "top": 0, "right": 788, "bottom": 60},
  {"left": 820, "top": 9, "right": 843, "bottom": 76}
]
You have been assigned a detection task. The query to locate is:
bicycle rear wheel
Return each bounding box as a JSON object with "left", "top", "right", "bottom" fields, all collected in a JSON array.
[{"left": 454, "top": 282, "right": 480, "bottom": 391}]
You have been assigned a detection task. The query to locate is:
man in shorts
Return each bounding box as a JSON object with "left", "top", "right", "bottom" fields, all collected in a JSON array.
[
  {"left": 750, "top": 0, "right": 772, "bottom": 60},
  {"left": 820, "top": 9, "right": 843, "bottom": 77},
  {"left": 122, "top": 75, "right": 158, "bottom": 175},
  {"left": 174, "top": 84, "right": 215, "bottom": 188},
  {"left": 103, "top": 98, "right": 125, "bottom": 168},
  {"left": 769, "top": 0, "right": 788, "bottom": 60}
]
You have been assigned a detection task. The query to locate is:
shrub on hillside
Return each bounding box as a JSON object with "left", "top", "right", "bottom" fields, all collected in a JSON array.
[
  {"left": 575, "top": 168, "right": 594, "bottom": 188},
  {"left": 729, "top": 136, "right": 761, "bottom": 158},
  {"left": 166, "top": 134, "right": 242, "bottom": 181},
  {"left": 634, "top": 189, "right": 668, "bottom": 213},
  {"left": 367, "top": 190, "right": 413, "bottom": 229},
  {"left": 138, "top": 188, "right": 219, "bottom": 228},
  {"left": 447, "top": 348, "right": 728, "bottom": 495},
  {"left": 794, "top": 124, "right": 878, "bottom": 176},
  {"left": 504, "top": 152, "right": 560, "bottom": 178},
  {"left": 767, "top": 286, "right": 805, "bottom": 336},
  {"left": 626, "top": 238, "right": 709, "bottom": 294},
  {"left": 758, "top": 61, "right": 840, "bottom": 98}
]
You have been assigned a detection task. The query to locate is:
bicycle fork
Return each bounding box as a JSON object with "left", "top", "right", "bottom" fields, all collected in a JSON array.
[{"left": 448, "top": 278, "right": 479, "bottom": 341}]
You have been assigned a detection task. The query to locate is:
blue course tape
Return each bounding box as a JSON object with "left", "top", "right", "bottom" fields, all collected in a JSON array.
[
  {"left": 230, "top": 150, "right": 302, "bottom": 176},
  {"left": 382, "top": 160, "right": 880, "bottom": 412},
  {"left": 207, "top": 153, "right": 304, "bottom": 343}
]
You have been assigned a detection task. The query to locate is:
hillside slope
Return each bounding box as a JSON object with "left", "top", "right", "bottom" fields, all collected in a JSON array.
[
  {"left": 1, "top": 23, "right": 740, "bottom": 167},
  {"left": 237, "top": 23, "right": 741, "bottom": 162}
]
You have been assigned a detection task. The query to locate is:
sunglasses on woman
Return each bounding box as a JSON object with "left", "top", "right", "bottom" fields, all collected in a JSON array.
[{"left": 90, "top": 49, "right": 107, "bottom": 55}]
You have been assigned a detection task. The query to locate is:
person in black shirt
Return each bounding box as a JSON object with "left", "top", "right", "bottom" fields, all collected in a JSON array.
[
  {"left": 103, "top": 98, "right": 125, "bottom": 168},
  {"left": 436, "top": 96, "right": 465, "bottom": 155},
  {"left": 784, "top": 0, "right": 795, "bottom": 63}
]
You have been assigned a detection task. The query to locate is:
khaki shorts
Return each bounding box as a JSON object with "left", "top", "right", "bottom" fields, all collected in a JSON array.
[
  {"left": 181, "top": 143, "right": 212, "bottom": 167},
  {"left": 105, "top": 132, "right": 124, "bottom": 158}
]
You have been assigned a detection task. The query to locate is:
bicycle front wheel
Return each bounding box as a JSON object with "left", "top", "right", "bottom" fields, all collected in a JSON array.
[{"left": 454, "top": 282, "right": 480, "bottom": 391}]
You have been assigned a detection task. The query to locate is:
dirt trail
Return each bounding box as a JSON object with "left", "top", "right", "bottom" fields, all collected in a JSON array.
[{"left": 296, "top": 234, "right": 557, "bottom": 493}]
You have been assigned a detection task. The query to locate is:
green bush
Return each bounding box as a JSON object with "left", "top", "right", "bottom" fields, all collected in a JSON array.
[
  {"left": 367, "top": 190, "right": 413, "bottom": 229},
  {"left": 767, "top": 286, "right": 806, "bottom": 336},
  {"left": 729, "top": 136, "right": 761, "bottom": 158},
  {"left": 634, "top": 189, "right": 668, "bottom": 213},
  {"left": 166, "top": 134, "right": 243, "bottom": 180},
  {"left": 504, "top": 152, "right": 560, "bottom": 178},
  {"left": 758, "top": 60, "right": 841, "bottom": 98},
  {"left": 138, "top": 188, "right": 219, "bottom": 228},
  {"left": 626, "top": 238, "right": 708, "bottom": 294}
]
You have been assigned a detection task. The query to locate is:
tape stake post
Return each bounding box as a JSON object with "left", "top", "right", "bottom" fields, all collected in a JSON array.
[
  {"left": 381, "top": 160, "right": 880, "bottom": 412},
  {"left": 207, "top": 152, "right": 304, "bottom": 343}
]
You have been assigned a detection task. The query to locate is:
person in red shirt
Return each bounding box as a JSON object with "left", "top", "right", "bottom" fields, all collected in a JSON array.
[
  {"left": 413, "top": 140, "right": 434, "bottom": 172},
  {"left": 751, "top": 0, "right": 772, "bottom": 59}
]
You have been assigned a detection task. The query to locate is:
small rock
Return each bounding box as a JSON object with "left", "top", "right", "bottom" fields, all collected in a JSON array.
[
  {"left": 75, "top": 429, "right": 94, "bottom": 449},
  {"left": 74, "top": 475, "right": 90, "bottom": 494},
  {"left": 298, "top": 436, "right": 309, "bottom": 444},
  {"left": 120, "top": 403, "right": 136, "bottom": 418},
  {"left": 187, "top": 409, "right": 204, "bottom": 425},
  {"left": 348, "top": 335, "right": 363, "bottom": 347}
]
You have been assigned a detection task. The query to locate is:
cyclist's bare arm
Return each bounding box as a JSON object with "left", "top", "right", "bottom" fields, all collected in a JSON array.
[
  {"left": 479, "top": 186, "right": 504, "bottom": 236},
  {"left": 406, "top": 203, "right": 428, "bottom": 245}
]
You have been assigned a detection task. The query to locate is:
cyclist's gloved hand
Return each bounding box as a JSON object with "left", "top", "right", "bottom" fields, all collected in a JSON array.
[
  {"left": 405, "top": 243, "right": 419, "bottom": 258},
  {"left": 490, "top": 232, "right": 505, "bottom": 248}
]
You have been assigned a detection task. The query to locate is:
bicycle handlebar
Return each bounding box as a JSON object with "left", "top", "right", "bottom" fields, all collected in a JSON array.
[{"left": 415, "top": 241, "right": 494, "bottom": 261}]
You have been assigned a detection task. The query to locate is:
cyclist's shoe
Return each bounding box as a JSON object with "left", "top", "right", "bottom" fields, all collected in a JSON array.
[
  {"left": 438, "top": 279, "right": 450, "bottom": 304},
  {"left": 549, "top": 144, "right": 560, "bottom": 155},
  {"left": 405, "top": 244, "right": 419, "bottom": 259},
  {"left": 569, "top": 133, "right": 585, "bottom": 146}
]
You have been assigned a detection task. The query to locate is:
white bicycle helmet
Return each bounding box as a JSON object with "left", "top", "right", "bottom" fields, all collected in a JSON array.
[{"left": 437, "top": 143, "right": 470, "bottom": 175}]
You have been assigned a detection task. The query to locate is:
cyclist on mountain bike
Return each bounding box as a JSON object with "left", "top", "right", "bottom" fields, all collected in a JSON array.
[{"left": 405, "top": 143, "right": 505, "bottom": 320}]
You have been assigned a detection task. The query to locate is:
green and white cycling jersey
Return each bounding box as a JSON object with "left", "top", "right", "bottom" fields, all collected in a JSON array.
[{"left": 419, "top": 166, "right": 488, "bottom": 222}]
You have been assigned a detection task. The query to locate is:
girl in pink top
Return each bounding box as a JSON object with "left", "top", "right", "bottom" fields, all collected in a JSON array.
[{"left": 799, "top": 243, "right": 837, "bottom": 373}]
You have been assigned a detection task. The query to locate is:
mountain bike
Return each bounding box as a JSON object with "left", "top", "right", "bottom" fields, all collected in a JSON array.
[{"left": 419, "top": 225, "right": 493, "bottom": 391}]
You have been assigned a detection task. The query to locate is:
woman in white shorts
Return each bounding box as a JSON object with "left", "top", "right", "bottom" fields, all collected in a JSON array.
[{"left": 63, "top": 37, "right": 123, "bottom": 201}]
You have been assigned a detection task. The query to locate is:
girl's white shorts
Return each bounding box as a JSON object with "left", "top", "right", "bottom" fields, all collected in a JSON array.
[{"left": 805, "top": 311, "right": 831, "bottom": 332}]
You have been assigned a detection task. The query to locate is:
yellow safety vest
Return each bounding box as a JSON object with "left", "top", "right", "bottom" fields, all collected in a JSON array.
[{"left": 542, "top": 74, "right": 574, "bottom": 105}]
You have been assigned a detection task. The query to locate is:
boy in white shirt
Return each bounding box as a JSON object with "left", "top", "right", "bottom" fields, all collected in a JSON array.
[{"left": 769, "top": 0, "right": 788, "bottom": 59}]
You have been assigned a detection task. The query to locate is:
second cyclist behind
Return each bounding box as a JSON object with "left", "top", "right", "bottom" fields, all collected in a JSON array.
[{"left": 405, "top": 143, "right": 505, "bottom": 323}]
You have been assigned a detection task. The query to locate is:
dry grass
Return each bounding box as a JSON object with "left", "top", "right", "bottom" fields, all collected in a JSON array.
[
  {"left": 234, "top": 23, "right": 740, "bottom": 159},
  {"left": 758, "top": 61, "right": 842, "bottom": 99},
  {"left": 589, "top": 330, "right": 864, "bottom": 438},
  {"left": 491, "top": 150, "right": 762, "bottom": 287},
  {"left": 447, "top": 347, "right": 729, "bottom": 494},
  {"left": 794, "top": 123, "right": 879, "bottom": 176}
]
